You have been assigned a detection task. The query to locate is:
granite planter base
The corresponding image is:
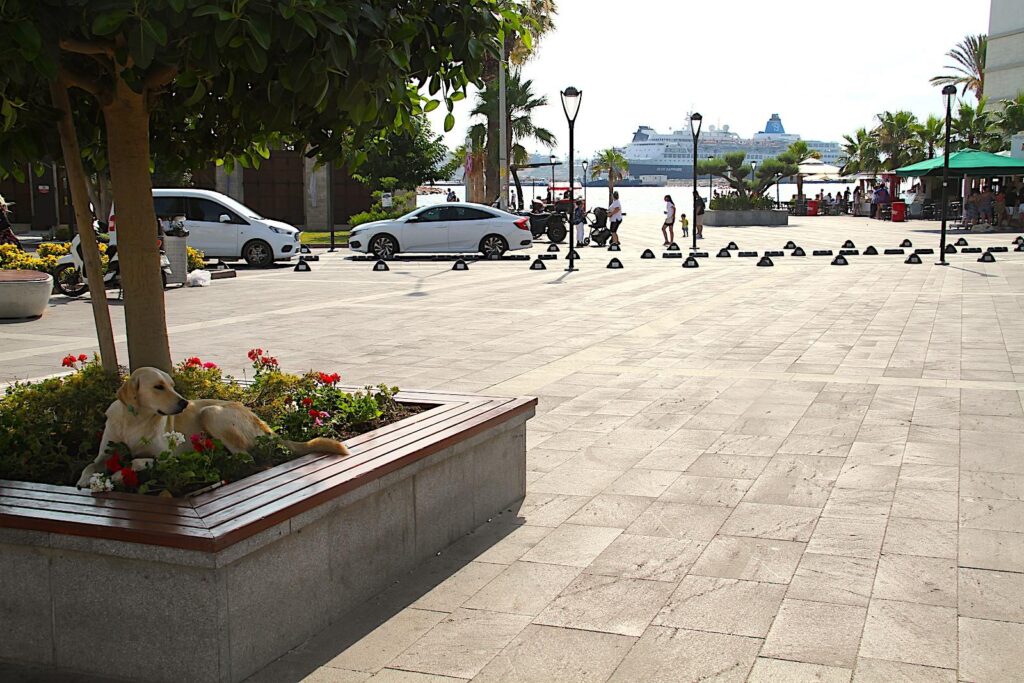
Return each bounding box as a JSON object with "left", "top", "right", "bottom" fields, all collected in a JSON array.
[
  {"left": 703, "top": 209, "right": 789, "bottom": 227},
  {"left": 0, "top": 391, "right": 534, "bottom": 683}
]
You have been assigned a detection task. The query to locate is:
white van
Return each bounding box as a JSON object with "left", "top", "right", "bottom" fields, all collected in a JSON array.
[{"left": 109, "top": 188, "right": 301, "bottom": 267}]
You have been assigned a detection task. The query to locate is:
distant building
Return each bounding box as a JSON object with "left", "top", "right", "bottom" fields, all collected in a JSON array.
[{"left": 986, "top": 0, "right": 1024, "bottom": 104}]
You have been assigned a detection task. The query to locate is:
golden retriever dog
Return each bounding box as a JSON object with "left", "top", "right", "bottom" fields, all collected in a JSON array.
[{"left": 76, "top": 367, "right": 349, "bottom": 489}]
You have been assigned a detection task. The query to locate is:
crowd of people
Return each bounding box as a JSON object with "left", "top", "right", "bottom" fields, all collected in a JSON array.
[{"left": 963, "top": 182, "right": 1022, "bottom": 227}]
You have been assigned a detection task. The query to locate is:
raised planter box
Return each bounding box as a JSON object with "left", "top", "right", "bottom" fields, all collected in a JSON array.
[
  {"left": 703, "top": 209, "right": 789, "bottom": 227},
  {"left": 0, "top": 389, "right": 535, "bottom": 683}
]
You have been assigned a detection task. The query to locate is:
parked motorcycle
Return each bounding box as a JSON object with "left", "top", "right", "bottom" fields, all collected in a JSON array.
[{"left": 53, "top": 227, "right": 173, "bottom": 298}]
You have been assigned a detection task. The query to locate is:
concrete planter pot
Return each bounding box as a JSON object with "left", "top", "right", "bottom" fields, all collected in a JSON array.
[
  {"left": 0, "top": 390, "right": 535, "bottom": 683},
  {"left": 0, "top": 269, "right": 52, "bottom": 319},
  {"left": 703, "top": 209, "right": 789, "bottom": 227}
]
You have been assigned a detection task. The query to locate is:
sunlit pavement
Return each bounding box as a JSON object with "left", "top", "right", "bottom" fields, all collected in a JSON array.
[{"left": 4, "top": 214, "right": 1024, "bottom": 682}]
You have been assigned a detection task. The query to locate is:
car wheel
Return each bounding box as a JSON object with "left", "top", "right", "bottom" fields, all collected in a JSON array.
[
  {"left": 242, "top": 239, "right": 274, "bottom": 268},
  {"left": 54, "top": 263, "right": 88, "bottom": 297},
  {"left": 480, "top": 234, "right": 509, "bottom": 258},
  {"left": 370, "top": 234, "right": 398, "bottom": 259}
]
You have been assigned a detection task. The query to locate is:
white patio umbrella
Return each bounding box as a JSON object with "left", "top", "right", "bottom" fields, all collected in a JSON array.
[{"left": 794, "top": 158, "right": 842, "bottom": 197}]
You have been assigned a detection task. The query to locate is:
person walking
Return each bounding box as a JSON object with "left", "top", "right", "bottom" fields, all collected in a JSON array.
[
  {"left": 679, "top": 212, "right": 689, "bottom": 238},
  {"left": 661, "top": 194, "right": 676, "bottom": 247},
  {"left": 608, "top": 191, "right": 623, "bottom": 246},
  {"left": 979, "top": 185, "right": 994, "bottom": 225},
  {"left": 1006, "top": 182, "right": 1019, "bottom": 227},
  {"left": 572, "top": 199, "right": 586, "bottom": 247},
  {"left": 694, "top": 191, "right": 706, "bottom": 239},
  {"left": 995, "top": 187, "right": 1007, "bottom": 226}
]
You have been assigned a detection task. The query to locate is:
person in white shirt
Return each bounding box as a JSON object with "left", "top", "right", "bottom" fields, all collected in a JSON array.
[
  {"left": 608, "top": 191, "right": 623, "bottom": 246},
  {"left": 661, "top": 194, "right": 676, "bottom": 247}
]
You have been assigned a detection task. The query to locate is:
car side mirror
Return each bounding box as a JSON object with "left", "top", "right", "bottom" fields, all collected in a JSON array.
[
  {"left": 406, "top": 216, "right": 420, "bottom": 223},
  {"left": 219, "top": 214, "right": 231, "bottom": 223}
]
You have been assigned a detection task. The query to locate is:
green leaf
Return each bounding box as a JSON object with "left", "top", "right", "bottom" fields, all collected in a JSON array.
[
  {"left": 247, "top": 19, "right": 271, "bottom": 50},
  {"left": 193, "top": 5, "right": 222, "bottom": 17},
  {"left": 168, "top": 0, "right": 185, "bottom": 11},
  {"left": 244, "top": 42, "right": 268, "bottom": 73},
  {"left": 444, "top": 112, "right": 455, "bottom": 132},
  {"left": 450, "top": 91, "right": 465, "bottom": 102},
  {"left": 92, "top": 11, "right": 130, "bottom": 36},
  {"left": 183, "top": 80, "right": 206, "bottom": 106},
  {"left": 294, "top": 12, "right": 317, "bottom": 38},
  {"left": 128, "top": 22, "right": 157, "bottom": 70},
  {"left": 144, "top": 18, "right": 168, "bottom": 46},
  {"left": 423, "top": 99, "right": 440, "bottom": 113},
  {"left": 12, "top": 22, "right": 42, "bottom": 58}
]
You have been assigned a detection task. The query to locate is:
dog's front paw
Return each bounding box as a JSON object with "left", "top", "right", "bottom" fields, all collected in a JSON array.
[
  {"left": 129, "top": 458, "right": 155, "bottom": 471},
  {"left": 75, "top": 464, "right": 98, "bottom": 489}
]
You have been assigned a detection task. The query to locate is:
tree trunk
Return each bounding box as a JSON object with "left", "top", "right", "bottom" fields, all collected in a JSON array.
[
  {"left": 49, "top": 82, "right": 119, "bottom": 374},
  {"left": 607, "top": 177, "right": 615, "bottom": 205},
  {"left": 101, "top": 83, "right": 172, "bottom": 372}
]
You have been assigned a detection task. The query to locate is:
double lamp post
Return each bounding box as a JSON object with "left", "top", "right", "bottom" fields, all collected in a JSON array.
[
  {"left": 937, "top": 84, "right": 957, "bottom": 266},
  {"left": 690, "top": 112, "right": 703, "bottom": 251},
  {"left": 561, "top": 86, "right": 582, "bottom": 272}
]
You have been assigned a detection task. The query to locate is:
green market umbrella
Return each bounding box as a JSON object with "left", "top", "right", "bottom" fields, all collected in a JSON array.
[{"left": 895, "top": 149, "right": 1024, "bottom": 177}]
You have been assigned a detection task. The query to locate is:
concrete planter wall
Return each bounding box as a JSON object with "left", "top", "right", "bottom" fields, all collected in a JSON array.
[
  {"left": 703, "top": 209, "right": 789, "bottom": 227},
  {"left": 0, "top": 391, "right": 535, "bottom": 683}
]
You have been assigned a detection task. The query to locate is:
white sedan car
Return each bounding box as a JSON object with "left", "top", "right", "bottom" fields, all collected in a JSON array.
[{"left": 348, "top": 203, "right": 532, "bottom": 259}]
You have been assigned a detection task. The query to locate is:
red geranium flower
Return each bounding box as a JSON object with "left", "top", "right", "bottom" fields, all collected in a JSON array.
[
  {"left": 105, "top": 454, "right": 122, "bottom": 473},
  {"left": 301, "top": 397, "right": 313, "bottom": 407},
  {"left": 190, "top": 433, "right": 214, "bottom": 453},
  {"left": 61, "top": 354, "right": 77, "bottom": 368},
  {"left": 120, "top": 467, "right": 139, "bottom": 488},
  {"left": 317, "top": 372, "right": 341, "bottom": 385},
  {"left": 308, "top": 408, "right": 320, "bottom": 418},
  {"left": 184, "top": 357, "right": 202, "bottom": 367},
  {"left": 77, "top": 353, "right": 88, "bottom": 362},
  {"left": 203, "top": 362, "right": 218, "bottom": 370},
  {"left": 247, "top": 348, "right": 264, "bottom": 361}
]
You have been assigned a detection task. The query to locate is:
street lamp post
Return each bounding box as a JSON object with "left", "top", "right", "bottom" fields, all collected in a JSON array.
[
  {"left": 750, "top": 160, "right": 758, "bottom": 199},
  {"left": 937, "top": 84, "right": 957, "bottom": 266},
  {"left": 690, "top": 112, "right": 703, "bottom": 251},
  {"left": 582, "top": 159, "right": 589, "bottom": 209},
  {"left": 549, "top": 154, "right": 557, "bottom": 204},
  {"left": 561, "top": 86, "right": 582, "bottom": 272}
]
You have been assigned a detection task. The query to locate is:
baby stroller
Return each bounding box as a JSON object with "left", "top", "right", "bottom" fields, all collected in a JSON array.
[{"left": 585, "top": 207, "right": 611, "bottom": 247}]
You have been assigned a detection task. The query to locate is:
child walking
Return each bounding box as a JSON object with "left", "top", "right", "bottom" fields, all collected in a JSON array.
[{"left": 679, "top": 212, "right": 689, "bottom": 238}]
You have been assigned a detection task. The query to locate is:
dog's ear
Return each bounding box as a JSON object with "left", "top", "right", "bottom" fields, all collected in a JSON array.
[{"left": 117, "top": 374, "right": 140, "bottom": 410}]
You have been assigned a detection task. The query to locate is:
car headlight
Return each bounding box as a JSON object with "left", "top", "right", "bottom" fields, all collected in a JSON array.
[{"left": 269, "top": 226, "right": 291, "bottom": 235}]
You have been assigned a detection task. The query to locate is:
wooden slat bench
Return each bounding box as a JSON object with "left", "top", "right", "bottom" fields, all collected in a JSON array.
[{"left": 0, "top": 389, "right": 535, "bottom": 683}]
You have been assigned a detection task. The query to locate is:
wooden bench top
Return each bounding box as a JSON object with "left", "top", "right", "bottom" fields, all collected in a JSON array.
[
  {"left": 0, "top": 269, "right": 51, "bottom": 283},
  {"left": 0, "top": 390, "right": 536, "bottom": 552}
]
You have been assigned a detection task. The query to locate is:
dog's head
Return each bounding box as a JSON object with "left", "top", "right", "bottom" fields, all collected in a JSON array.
[{"left": 117, "top": 367, "right": 189, "bottom": 416}]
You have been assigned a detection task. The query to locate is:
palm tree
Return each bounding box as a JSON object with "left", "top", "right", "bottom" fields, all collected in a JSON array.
[
  {"left": 952, "top": 97, "right": 1001, "bottom": 151},
  {"left": 590, "top": 149, "right": 629, "bottom": 203},
  {"left": 930, "top": 34, "right": 986, "bottom": 99},
  {"left": 839, "top": 127, "right": 880, "bottom": 175},
  {"left": 992, "top": 92, "right": 1024, "bottom": 147},
  {"left": 875, "top": 111, "right": 924, "bottom": 170},
  {"left": 480, "top": 0, "right": 559, "bottom": 200},
  {"left": 915, "top": 114, "right": 945, "bottom": 159},
  {"left": 777, "top": 140, "right": 820, "bottom": 200},
  {"left": 468, "top": 70, "right": 556, "bottom": 208}
]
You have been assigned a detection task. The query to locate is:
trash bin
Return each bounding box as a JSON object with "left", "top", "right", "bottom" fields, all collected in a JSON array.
[
  {"left": 806, "top": 200, "right": 819, "bottom": 216},
  {"left": 162, "top": 235, "right": 188, "bottom": 285},
  {"left": 891, "top": 201, "right": 906, "bottom": 222}
]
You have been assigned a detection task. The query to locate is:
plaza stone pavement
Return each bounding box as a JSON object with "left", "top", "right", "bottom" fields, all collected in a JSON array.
[{"left": 3, "top": 214, "right": 1024, "bottom": 683}]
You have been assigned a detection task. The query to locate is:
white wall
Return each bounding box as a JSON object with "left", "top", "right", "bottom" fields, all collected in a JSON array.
[{"left": 986, "top": 0, "right": 1024, "bottom": 103}]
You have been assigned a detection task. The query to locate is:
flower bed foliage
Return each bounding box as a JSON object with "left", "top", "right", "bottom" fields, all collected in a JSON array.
[
  {"left": 0, "top": 350, "right": 414, "bottom": 497},
  {"left": 0, "top": 241, "right": 110, "bottom": 276},
  {"left": 186, "top": 246, "right": 205, "bottom": 271},
  {"left": 708, "top": 194, "right": 776, "bottom": 211}
]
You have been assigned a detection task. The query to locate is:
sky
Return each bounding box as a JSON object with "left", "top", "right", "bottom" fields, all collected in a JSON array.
[{"left": 428, "top": 0, "right": 991, "bottom": 158}]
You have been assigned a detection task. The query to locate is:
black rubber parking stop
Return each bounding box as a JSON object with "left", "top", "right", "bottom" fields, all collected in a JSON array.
[
  {"left": 832, "top": 255, "right": 849, "bottom": 266},
  {"left": 530, "top": 258, "right": 547, "bottom": 270},
  {"left": 757, "top": 256, "right": 774, "bottom": 267},
  {"left": 682, "top": 256, "right": 699, "bottom": 268},
  {"left": 452, "top": 259, "right": 469, "bottom": 271},
  {"left": 905, "top": 253, "right": 922, "bottom": 264},
  {"left": 372, "top": 260, "right": 389, "bottom": 271},
  {"left": 607, "top": 258, "right": 623, "bottom": 269},
  {"left": 641, "top": 249, "right": 656, "bottom": 259}
]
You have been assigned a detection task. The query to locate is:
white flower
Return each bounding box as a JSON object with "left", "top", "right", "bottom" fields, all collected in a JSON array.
[
  {"left": 88, "top": 473, "right": 113, "bottom": 493},
  {"left": 164, "top": 431, "right": 187, "bottom": 447}
]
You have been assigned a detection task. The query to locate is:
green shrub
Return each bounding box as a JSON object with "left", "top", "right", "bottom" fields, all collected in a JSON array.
[
  {"left": 54, "top": 226, "right": 72, "bottom": 241},
  {"left": 348, "top": 208, "right": 399, "bottom": 227},
  {"left": 709, "top": 194, "right": 775, "bottom": 211},
  {"left": 1, "top": 351, "right": 410, "bottom": 497}
]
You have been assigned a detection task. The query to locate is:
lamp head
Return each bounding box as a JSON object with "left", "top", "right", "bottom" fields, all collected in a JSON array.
[
  {"left": 941, "top": 84, "right": 957, "bottom": 97},
  {"left": 561, "top": 86, "right": 582, "bottom": 123},
  {"left": 690, "top": 112, "right": 703, "bottom": 138}
]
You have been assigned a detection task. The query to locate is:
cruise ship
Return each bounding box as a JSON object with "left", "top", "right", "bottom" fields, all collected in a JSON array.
[{"left": 621, "top": 114, "right": 842, "bottom": 180}]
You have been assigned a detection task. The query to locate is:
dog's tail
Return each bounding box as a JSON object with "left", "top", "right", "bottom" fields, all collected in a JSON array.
[{"left": 282, "top": 437, "right": 350, "bottom": 457}]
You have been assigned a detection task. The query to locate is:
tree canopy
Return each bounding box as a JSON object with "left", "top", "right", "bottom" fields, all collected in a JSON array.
[{"left": 0, "top": 0, "right": 520, "bottom": 371}]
